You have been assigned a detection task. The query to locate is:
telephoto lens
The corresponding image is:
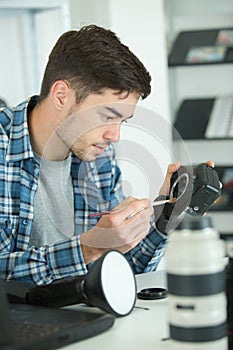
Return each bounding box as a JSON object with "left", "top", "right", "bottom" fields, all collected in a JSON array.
[
  {"left": 165, "top": 215, "right": 227, "bottom": 350},
  {"left": 226, "top": 257, "right": 233, "bottom": 350}
]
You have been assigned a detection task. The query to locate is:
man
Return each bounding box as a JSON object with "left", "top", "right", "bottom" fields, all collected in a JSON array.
[{"left": 0, "top": 25, "right": 210, "bottom": 285}]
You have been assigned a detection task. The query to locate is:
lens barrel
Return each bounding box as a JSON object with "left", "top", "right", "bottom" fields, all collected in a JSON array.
[{"left": 165, "top": 215, "right": 227, "bottom": 349}]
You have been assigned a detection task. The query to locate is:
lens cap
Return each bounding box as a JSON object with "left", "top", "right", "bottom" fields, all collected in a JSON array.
[{"left": 137, "top": 287, "right": 167, "bottom": 300}]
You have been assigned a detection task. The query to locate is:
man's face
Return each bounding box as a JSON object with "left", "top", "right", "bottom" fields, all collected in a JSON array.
[{"left": 57, "top": 89, "right": 139, "bottom": 162}]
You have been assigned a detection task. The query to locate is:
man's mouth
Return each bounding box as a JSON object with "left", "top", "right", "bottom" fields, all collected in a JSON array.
[
  {"left": 93, "top": 143, "right": 110, "bottom": 149},
  {"left": 92, "top": 143, "right": 110, "bottom": 154}
]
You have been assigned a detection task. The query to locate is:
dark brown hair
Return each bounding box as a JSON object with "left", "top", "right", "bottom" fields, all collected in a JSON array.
[{"left": 39, "top": 25, "right": 151, "bottom": 103}]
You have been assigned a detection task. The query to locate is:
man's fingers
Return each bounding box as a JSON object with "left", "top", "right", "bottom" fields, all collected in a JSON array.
[
  {"left": 205, "top": 160, "right": 215, "bottom": 168},
  {"left": 159, "top": 162, "right": 181, "bottom": 196},
  {"left": 106, "top": 197, "right": 151, "bottom": 224}
]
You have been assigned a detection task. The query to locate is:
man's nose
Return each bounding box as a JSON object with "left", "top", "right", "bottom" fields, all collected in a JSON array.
[{"left": 103, "top": 123, "right": 121, "bottom": 142}]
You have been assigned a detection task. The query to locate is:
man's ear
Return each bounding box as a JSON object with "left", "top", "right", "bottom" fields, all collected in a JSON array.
[{"left": 50, "top": 80, "right": 70, "bottom": 110}]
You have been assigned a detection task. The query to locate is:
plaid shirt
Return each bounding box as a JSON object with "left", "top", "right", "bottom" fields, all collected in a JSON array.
[{"left": 0, "top": 96, "right": 167, "bottom": 285}]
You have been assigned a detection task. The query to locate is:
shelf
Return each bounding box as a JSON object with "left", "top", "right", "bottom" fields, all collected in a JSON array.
[
  {"left": 165, "top": 0, "right": 233, "bottom": 234},
  {"left": 173, "top": 97, "right": 233, "bottom": 140},
  {"left": 168, "top": 28, "right": 233, "bottom": 67}
]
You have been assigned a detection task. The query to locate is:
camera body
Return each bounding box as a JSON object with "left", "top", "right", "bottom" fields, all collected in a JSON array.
[{"left": 170, "top": 163, "right": 221, "bottom": 216}]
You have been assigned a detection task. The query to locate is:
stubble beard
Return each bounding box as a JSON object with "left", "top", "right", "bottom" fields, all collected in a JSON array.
[{"left": 71, "top": 143, "right": 97, "bottom": 162}]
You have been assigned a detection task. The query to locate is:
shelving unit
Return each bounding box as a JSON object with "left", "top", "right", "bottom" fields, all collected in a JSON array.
[
  {"left": 164, "top": 0, "right": 233, "bottom": 233},
  {"left": 0, "top": 0, "right": 70, "bottom": 106}
]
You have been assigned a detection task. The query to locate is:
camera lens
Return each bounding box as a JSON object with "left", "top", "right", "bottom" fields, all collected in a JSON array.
[
  {"left": 165, "top": 216, "right": 227, "bottom": 348},
  {"left": 170, "top": 173, "right": 189, "bottom": 200}
]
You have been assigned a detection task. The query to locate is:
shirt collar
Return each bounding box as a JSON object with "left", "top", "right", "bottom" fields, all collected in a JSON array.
[{"left": 6, "top": 96, "right": 39, "bottom": 162}]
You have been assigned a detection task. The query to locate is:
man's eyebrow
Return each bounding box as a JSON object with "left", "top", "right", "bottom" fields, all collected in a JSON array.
[{"left": 104, "top": 106, "right": 133, "bottom": 120}]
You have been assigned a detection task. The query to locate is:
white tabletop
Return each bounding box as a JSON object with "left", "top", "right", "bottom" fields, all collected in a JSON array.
[{"left": 61, "top": 270, "right": 169, "bottom": 350}]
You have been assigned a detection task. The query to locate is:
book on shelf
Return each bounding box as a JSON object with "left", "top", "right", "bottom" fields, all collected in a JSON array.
[
  {"left": 205, "top": 96, "right": 233, "bottom": 138},
  {"left": 185, "top": 46, "right": 226, "bottom": 64},
  {"left": 173, "top": 96, "right": 233, "bottom": 139},
  {"left": 169, "top": 28, "right": 233, "bottom": 66}
]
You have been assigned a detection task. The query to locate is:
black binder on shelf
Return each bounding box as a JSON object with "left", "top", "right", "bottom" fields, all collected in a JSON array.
[
  {"left": 168, "top": 28, "right": 233, "bottom": 66},
  {"left": 173, "top": 98, "right": 214, "bottom": 139},
  {"left": 173, "top": 96, "right": 233, "bottom": 140}
]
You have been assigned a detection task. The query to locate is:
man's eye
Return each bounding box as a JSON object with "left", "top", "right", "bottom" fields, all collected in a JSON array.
[
  {"left": 105, "top": 116, "right": 114, "bottom": 121},
  {"left": 100, "top": 115, "right": 115, "bottom": 122},
  {"left": 121, "top": 119, "right": 128, "bottom": 124}
]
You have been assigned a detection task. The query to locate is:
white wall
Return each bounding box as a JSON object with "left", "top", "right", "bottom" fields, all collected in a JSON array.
[
  {"left": 0, "top": 5, "right": 70, "bottom": 106},
  {"left": 0, "top": 15, "right": 26, "bottom": 106},
  {"left": 69, "top": 0, "right": 110, "bottom": 28}
]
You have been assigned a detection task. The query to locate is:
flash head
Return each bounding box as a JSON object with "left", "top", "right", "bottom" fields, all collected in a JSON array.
[{"left": 5, "top": 250, "right": 136, "bottom": 317}]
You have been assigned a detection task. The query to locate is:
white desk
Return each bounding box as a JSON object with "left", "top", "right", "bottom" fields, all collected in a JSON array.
[{"left": 61, "top": 270, "right": 169, "bottom": 350}]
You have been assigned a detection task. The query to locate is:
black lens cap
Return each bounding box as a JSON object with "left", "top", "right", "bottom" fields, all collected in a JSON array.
[{"left": 137, "top": 287, "right": 167, "bottom": 300}]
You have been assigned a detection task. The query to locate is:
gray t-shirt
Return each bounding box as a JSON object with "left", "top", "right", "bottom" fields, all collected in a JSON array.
[{"left": 30, "top": 154, "right": 74, "bottom": 247}]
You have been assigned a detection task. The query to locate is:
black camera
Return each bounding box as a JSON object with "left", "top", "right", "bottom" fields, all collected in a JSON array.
[
  {"left": 154, "top": 163, "right": 221, "bottom": 234},
  {"left": 170, "top": 163, "right": 221, "bottom": 216}
]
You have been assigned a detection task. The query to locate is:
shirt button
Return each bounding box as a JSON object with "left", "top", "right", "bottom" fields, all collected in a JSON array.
[{"left": 22, "top": 219, "right": 28, "bottom": 225}]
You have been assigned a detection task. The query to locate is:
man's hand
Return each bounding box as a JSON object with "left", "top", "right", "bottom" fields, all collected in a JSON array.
[
  {"left": 159, "top": 160, "right": 216, "bottom": 197},
  {"left": 80, "top": 197, "right": 153, "bottom": 265},
  {"left": 159, "top": 162, "right": 181, "bottom": 196},
  {"left": 206, "top": 160, "right": 215, "bottom": 168}
]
